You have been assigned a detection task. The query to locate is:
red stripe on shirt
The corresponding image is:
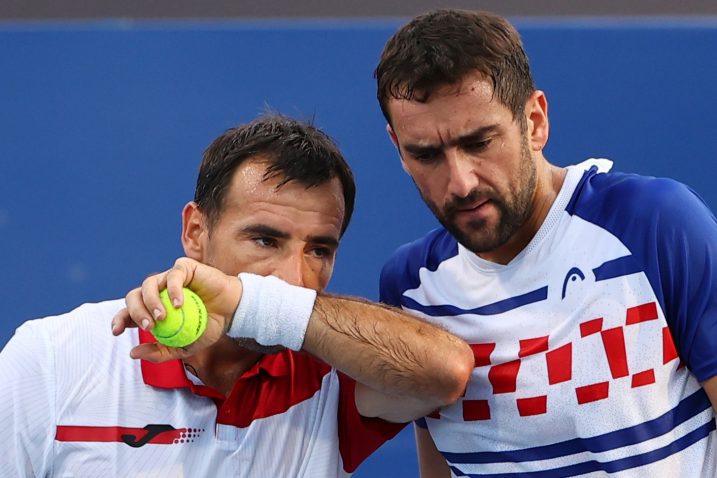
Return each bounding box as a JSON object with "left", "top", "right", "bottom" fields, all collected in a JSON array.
[{"left": 55, "top": 425, "right": 186, "bottom": 444}]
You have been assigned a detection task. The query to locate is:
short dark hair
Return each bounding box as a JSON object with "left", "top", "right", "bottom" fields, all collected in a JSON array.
[
  {"left": 375, "top": 9, "right": 535, "bottom": 124},
  {"left": 194, "top": 114, "right": 356, "bottom": 236}
]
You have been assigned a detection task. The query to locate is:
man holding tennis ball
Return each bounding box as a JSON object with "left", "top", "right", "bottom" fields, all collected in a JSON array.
[
  {"left": 0, "top": 114, "right": 473, "bottom": 477},
  {"left": 151, "top": 288, "right": 207, "bottom": 348}
]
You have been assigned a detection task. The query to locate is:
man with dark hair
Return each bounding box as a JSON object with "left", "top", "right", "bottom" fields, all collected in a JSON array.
[
  {"left": 0, "top": 114, "right": 474, "bottom": 477},
  {"left": 374, "top": 9, "right": 717, "bottom": 477}
]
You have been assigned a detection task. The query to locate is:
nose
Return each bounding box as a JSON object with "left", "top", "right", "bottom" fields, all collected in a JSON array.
[
  {"left": 271, "top": 252, "right": 308, "bottom": 288},
  {"left": 445, "top": 149, "right": 480, "bottom": 199}
]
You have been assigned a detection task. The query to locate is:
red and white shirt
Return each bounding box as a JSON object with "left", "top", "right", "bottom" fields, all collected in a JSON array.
[{"left": 0, "top": 299, "right": 404, "bottom": 477}]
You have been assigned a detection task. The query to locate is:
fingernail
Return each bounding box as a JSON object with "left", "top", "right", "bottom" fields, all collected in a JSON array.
[
  {"left": 172, "top": 297, "right": 181, "bottom": 308},
  {"left": 153, "top": 308, "right": 162, "bottom": 319},
  {"left": 141, "top": 319, "right": 150, "bottom": 330},
  {"left": 110, "top": 320, "right": 117, "bottom": 332}
]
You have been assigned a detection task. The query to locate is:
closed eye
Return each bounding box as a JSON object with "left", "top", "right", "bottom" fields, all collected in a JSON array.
[
  {"left": 404, "top": 145, "right": 442, "bottom": 164},
  {"left": 413, "top": 151, "right": 441, "bottom": 164},
  {"left": 462, "top": 138, "right": 492, "bottom": 153}
]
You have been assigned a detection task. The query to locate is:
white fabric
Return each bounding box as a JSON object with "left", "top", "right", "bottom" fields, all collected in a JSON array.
[
  {"left": 229, "top": 273, "right": 316, "bottom": 351},
  {"left": 0, "top": 300, "right": 351, "bottom": 477}
]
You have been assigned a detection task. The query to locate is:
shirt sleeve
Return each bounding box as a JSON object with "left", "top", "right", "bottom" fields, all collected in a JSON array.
[
  {"left": 650, "top": 181, "right": 717, "bottom": 382},
  {"left": 572, "top": 172, "right": 717, "bottom": 383},
  {"left": 0, "top": 319, "right": 56, "bottom": 477},
  {"left": 336, "top": 372, "right": 407, "bottom": 473}
]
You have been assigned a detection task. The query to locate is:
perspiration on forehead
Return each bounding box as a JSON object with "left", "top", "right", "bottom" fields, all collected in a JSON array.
[{"left": 222, "top": 159, "right": 346, "bottom": 232}]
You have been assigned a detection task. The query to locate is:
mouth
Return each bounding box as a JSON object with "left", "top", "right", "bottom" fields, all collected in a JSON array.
[{"left": 454, "top": 198, "right": 491, "bottom": 215}]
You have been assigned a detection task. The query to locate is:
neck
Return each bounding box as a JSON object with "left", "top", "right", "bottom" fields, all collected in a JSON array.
[
  {"left": 479, "top": 159, "right": 566, "bottom": 265},
  {"left": 183, "top": 336, "right": 262, "bottom": 396}
]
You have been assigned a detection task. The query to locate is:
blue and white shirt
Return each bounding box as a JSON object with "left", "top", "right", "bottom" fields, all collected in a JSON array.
[{"left": 380, "top": 159, "right": 717, "bottom": 477}]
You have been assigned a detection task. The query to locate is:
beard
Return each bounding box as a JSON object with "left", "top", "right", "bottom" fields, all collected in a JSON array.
[{"left": 422, "top": 135, "right": 536, "bottom": 254}]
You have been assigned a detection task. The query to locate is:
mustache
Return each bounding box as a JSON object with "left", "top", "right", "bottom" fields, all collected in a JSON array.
[{"left": 444, "top": 188, "right": 496, "bottom": 216}]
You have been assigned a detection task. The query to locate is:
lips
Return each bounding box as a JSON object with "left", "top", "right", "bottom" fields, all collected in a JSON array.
[{"left": 455, "top": 198, "right": 490, "bottom": 214}]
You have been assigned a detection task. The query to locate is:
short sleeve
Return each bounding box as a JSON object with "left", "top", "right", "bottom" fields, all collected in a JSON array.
[
  {"left": 652, "top": 182, "right": 717, "bottom": 381},
  {"left": 336, "top": 372, "right": 407, "bottom": 473},
  {"left": 569, "top": 172, "right": 717, "bottom": 383},
  {"left": 0, "top": 320, "right": 56, "bottom": 477}
]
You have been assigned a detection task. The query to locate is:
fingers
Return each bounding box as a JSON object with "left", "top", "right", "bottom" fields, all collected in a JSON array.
[
  {"left": 140, "top": 272, "right": 169, "bottom": 324},
  {"left": 116, "top": 257, "right": 201, "bottom": 333},
  {"left": 112, "top": 257, "right": 218, "bottom": 353},
  {"left": 164, "top": 258, "right": 197, "bottom": 307},
  {"left": 123, "top": 285, "right": 158, "bottom": 332},
  {"left": 111, "top": 307, "right": 135, "bottom": 336},
  {"left": 129, "top": 343, "right": 192, "bottom": 363},
  {"left": 146, "top": 257, "right": 201, "bottom": 314}
]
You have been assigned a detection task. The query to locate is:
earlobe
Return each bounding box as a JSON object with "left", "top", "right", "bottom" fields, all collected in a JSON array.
[
  {"left": 526, "top": 90, "right": 549, "bottom": 151},
  {"left": 181, "top": 202, "right": 206, "bottom": 261}
]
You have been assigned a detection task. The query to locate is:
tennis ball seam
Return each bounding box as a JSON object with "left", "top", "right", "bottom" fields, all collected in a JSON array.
[
  {"left": 152, "top": 288, "right": 207, "bottom": 347},
  {"left": 152, "top": 308, "right": 186, "bottom": 339}
]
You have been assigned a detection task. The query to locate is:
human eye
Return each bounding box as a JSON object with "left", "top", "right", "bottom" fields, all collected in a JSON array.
[
  {"left": 411, "top": 149, "right": 441, "bottom": 164},
  {"left": 253, "top": 236, "right": 277, "bottom": 248},
  {"left": 309, "top": 246, "right": 334, "bottom": 259},
  {"left": 463, "top": 138, "right": 492, "bottom": 153}
]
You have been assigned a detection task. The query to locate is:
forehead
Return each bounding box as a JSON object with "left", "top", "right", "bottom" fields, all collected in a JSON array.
[
  {"left": 388, "top": 73, "right": 509, "bottom": 141},
  {"left": 217, "top": 159, "right": 345, "bottom": 236}
]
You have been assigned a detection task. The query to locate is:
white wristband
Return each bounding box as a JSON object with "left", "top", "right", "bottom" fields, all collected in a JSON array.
[{"left": 228, "top": 273, "right": 317, "bottom": 351}]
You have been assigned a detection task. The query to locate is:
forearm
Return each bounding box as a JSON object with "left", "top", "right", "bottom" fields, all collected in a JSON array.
[
  {"left": 303, "top": 293, "right": 473, "bottom": 407},
  {"left": 190, "top": 270, "right": 471, "bottom": 417}
]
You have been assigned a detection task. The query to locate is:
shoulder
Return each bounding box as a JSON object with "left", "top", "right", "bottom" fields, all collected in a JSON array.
[
  {"left": 3, "top": 298, "right": 131, "bottom": 377},
  {"left": 570, "top": 167, "right": 705, "bottom": 218},
  {"left": 568, "top": 167, "right": 712, "bottom": 236},
  {"left": 10, "top": 299, "right": 124, "bottom": 344},
  {"left": 379, "top": 228, "right": 458, "bottom": 306}
]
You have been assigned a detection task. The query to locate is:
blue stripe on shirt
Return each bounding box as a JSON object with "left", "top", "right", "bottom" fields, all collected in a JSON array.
[
  {"left": 442, "top": 389, "right": 711, "bottom": 470},
  {"left": 400, "top": 287, "right": 548, "bottom": 317}
]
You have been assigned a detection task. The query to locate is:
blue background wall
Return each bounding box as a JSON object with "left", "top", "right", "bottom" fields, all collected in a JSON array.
[{"left": 1, "top": 18, "right": 716, "bottom": 476}]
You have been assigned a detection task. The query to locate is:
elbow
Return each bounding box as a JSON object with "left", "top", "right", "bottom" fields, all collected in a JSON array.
[{"left": 436, "top": 343, "right": 474, "bottom": 406}]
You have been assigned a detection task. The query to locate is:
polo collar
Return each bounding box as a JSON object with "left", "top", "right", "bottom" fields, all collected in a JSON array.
[{"left": 137, "top": 328, "right": 294, "bottom": 392}]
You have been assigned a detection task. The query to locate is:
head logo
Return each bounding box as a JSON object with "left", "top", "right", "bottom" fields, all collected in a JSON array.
[{"left": 561, "top": 267, "right": 586, "bottom": 299}]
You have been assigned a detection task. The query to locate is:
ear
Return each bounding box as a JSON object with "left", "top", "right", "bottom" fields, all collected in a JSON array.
[
  {"left": 386, "top": 124, "right": 399, "bottom": 149},
  {"left": 525, "top": 90, "right": 549, "bottom": 152},
  {"left": 386, "top": 124, "right": 410, "bottom": 174},
  {"left": 181, "top": 202, "right": 207, "bottom": 261}
]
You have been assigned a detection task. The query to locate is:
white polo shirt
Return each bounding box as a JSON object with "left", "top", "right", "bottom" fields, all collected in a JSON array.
[{"left": 0, "top": 299, "right": 403, "bottom": 477}]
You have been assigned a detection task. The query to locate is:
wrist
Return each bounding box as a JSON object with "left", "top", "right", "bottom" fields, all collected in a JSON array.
[
  {"left": 227, "top": 273, "right": 317, "bottom": 351},
  {"left": 223, "top": 276, "right": 243, "bottom": 334}
]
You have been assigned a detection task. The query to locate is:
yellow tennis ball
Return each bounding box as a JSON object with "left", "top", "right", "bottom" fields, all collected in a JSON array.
[{"left": 152, "top": 288, "right": 208, "bottom": 348}]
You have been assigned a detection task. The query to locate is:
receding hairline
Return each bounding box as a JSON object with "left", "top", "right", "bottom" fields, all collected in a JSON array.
[{"left": 202, "top": 154, "right": 347, "bottom": 231}]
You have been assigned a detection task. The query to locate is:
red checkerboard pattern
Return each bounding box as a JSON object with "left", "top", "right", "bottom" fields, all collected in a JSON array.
[{"left": 434, "top": 302, "right": 677, "bottom": 421}]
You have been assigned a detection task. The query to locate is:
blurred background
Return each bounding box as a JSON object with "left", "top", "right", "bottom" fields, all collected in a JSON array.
[{"left": 1, "top": 1, "right": 716, "bottom": 476}]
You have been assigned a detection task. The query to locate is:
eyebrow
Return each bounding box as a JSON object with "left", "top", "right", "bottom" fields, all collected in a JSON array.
[
  {"left": 240, "top": 224, "right": 340, "bottom": 249},
  {"left": 402, "top": 124, "right": 500, "bottom": 154}
]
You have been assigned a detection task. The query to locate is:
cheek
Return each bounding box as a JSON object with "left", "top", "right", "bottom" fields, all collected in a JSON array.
[
  {"left": 310, "top": 256, "right": 336, "bottom": 292},
  {"left": 205, "top": 242, "right": 262, "bottom": 277},
  {"left": 416, "top": 176, "right": 449, "bottom": 207}
]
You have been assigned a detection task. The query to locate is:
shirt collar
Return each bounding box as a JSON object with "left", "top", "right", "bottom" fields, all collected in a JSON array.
[{"left": 137, "top": 328, "right": 293, "bottom": 391}]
